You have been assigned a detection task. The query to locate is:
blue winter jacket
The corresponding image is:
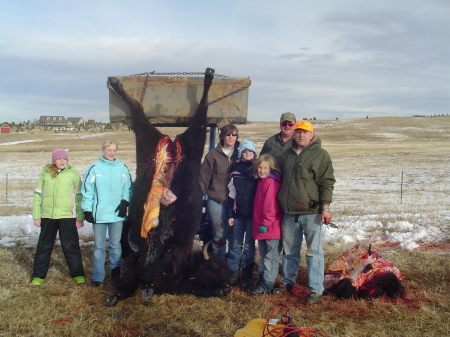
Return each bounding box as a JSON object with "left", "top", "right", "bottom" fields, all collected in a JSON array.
[{"left": 81, "top": 156, "right": 132, "bottom": 223}]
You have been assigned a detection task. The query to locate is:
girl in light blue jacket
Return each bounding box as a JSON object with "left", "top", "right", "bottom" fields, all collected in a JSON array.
[{"left": 82, "top": 140, "right": 132, "bottom": 288}]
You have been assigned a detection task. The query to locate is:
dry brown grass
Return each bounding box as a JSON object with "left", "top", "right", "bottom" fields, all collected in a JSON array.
[
  {"left": 0, "top": 116, "right": 449, "bottom": 336},
  {"left": 0, "top": 244, "right": 448, "bottom": 337}
]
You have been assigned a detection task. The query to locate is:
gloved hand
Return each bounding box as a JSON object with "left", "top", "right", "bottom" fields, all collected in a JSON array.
[
  {"left": 259, "top": 226, "right": 267, "bottom": 233},
  {"left": 76, "top": 220, "right": 84, "bottom": 229},
  {"left": 115, "top": 200, "right": 129, "bottom": 218},
  {"left": 84, "top": 211, "right": 95, "bottom": 224},
  {"left": 34, "top": 219, "right": 41, "bottom": 227}
]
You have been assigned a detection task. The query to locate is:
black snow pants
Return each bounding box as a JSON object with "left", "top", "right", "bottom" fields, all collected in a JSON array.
[{"left": 32, "top": 218, "right": 85, "bottom": 279}]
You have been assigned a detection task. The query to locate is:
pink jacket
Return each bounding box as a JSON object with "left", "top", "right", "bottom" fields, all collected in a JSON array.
[{"left": 252, "top": 174, "right": 282, "bottom": 240}]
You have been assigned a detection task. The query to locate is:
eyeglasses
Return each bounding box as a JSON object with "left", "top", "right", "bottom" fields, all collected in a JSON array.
[
  {"left": 281, "top": 121, "right": 295, "bottom": 127},
  {"left": 225, "top": 133, "right": 238, "bottom": 137}
]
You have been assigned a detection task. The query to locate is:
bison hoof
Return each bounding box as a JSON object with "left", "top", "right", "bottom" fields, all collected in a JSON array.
[
  {"left": 205, "top": 68, "right": 215, "bottom": 79},
  {"left": 106, "top": 294, "right": 120, "bottom": 307},
  {"left": 108, "top": 76, "right": 120, "bottom": 85},
  {"left": 222, "top": 285, "right": 232, "bottom": 297},
  {"left": 142, "top": 286, "right": 154, "bottom": 300}
]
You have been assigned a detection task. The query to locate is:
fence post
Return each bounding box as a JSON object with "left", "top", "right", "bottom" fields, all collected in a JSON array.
[
  {"left": 209, "top": 126, "right": 216, "bottom": 150},
  {"left": 400, "top": 170, "right": 403, "bottom": 204}
]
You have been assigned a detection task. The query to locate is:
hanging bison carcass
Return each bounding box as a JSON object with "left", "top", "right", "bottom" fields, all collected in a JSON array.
[{"left": 105, "top": 68, "right": 232, "bottom": 306}]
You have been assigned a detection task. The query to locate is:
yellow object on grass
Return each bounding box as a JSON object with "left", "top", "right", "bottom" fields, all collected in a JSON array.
[{"left": 234, "top": 318, "right": 285, "bottom": 337}]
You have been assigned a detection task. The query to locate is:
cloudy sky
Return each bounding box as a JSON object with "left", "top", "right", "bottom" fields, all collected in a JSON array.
[{"left": 1, "top": 0, "right": 449, "bottom": 123}]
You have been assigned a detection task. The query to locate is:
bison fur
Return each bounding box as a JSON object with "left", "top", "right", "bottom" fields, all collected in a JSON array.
[
  {"left": 326, "top": 270, "right": 405, "bottom": 299},
  {"left": 324, "top": 245, "right": 405, "bottom": 299},
  {"left": 106, "top": 68, "right": 231, "bottom": 306}
]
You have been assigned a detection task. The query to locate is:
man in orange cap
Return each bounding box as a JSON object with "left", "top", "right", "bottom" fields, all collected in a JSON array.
[{"left": 275, "top": 120, "right": 335, "bottom": 304}]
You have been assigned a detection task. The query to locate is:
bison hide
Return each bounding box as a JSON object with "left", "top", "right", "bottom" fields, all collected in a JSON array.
[
  {"left": 106, "top": 68, "right": 231, "bottom": 306},
  {"left": 324, "top": 244, "right": 405, "bottom": 299}
]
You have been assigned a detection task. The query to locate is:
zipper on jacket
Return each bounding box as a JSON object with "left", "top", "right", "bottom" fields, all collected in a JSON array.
[
  {"left": 52, "top": 173, "right": 59, "bottom": 219},
  {"left": 284, "top": 153, "right": 296, "bottom": 211}
]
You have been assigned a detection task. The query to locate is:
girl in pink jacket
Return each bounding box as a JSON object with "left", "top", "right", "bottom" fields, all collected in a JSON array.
[{"left": 250, "top": 154, "right": 283, "bottom": 295}]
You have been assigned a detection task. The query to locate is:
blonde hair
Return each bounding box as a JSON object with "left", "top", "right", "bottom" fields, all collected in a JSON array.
[
  {"left": 252, "top": 154, "right": 280, "bottom": 178},
  {"left": 46, "top": 164, "right": 59, "bottom": 179},
  {"left": 102, "top": 140, "right": 118, "bottom": 150}
]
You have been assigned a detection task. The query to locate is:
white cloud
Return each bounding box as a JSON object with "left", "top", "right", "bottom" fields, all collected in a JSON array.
[{"left": 0, "top": 0, "right": 449, "bottom": 123}]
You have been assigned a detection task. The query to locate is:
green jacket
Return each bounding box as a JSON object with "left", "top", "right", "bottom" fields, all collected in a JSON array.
[
  {"left": 33, "top": 165, "right": 84, "bottom": 221},
  {"left": 277, "top": 137, "right": 335, "bottom": 214},
  {"left": 260, "top": 132, "right": 294, "bottom": 166}
]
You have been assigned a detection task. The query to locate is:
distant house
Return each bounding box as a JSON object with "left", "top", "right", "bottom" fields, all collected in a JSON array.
[
  {"left": 88, "top": 119, "right": 95, "bottom": 124},
  {"left": 39, "top": 115, "right": 67, "bottom": 128},
  {"left": 66, "top": 117, "right": 85, "bottom": 126},
  {"left": 0, "top": 123, "right": 11, "bottom": 134}
]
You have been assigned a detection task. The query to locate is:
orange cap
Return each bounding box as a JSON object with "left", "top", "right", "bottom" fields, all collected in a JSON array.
[{"left": 294, "top": 120, "right": 314, "bottom": 132}]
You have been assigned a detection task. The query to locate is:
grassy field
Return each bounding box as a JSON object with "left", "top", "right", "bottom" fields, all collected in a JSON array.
[{"left": 0, "top": 116, "right": 449, "bottom": 336}]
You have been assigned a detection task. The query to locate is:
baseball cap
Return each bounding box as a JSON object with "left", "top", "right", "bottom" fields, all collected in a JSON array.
[
  {"left": 280, "top": 112, "right": 296, "bottom": 123},
  {"left": 294, "top": 120, "right": 314, "bottom": 132}
]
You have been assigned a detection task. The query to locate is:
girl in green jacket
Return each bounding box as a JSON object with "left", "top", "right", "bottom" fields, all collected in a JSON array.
[{"left": 30, "top": 149, "right": 85, "bottom": 285}]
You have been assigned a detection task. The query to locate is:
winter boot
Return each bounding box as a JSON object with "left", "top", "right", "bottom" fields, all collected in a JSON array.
[
  {"left": 241, "top": 263, "right": 255, "bottom": 288},
  {"left": 31, "top": 277, "right": 44, "bottom": 285},
  {"left": 111, "top": 267, "right": 121, "bottom": 288},
  {"left": 250, "top": 284, "right": 271, "bottom": 295},
  {"left": 73, "top": 276, "right": 86, "bottom": 284},
  {"left": 273, "top": 283, "right": 293, "bottom": 294},
  {"left": 91, "top": 280, "right": 102, "bottom": 288},
  {"left": 307, "top": 292, "right": 323, "bottom": 304},
  {"left": 230, "top": 269, "right": 240, "bottom": 286}
]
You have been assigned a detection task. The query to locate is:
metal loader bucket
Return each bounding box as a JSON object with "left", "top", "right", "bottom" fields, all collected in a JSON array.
[{"left": 108, "top": 74, "right": 250, "bottom": 126}]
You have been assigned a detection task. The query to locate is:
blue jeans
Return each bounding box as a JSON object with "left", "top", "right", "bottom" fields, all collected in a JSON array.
[
  {"left": 257, "top": 239, "right": 282, "bottom": 291},
  {"left": 227, "top": 217, "right": 255, "bottom": 271},
  {"left": 206, "top": 198, "right": 230, "bottom": 259},
  {"left": 281, "top": 213, "right": 324, "bottom": 294},
  {"left": 92, "top": 221, "right": 123, "bottom": 282}
]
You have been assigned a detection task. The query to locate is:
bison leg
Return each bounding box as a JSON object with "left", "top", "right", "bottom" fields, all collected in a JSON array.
[
  {"left": 105, "top": 290, "right": 133, "bottom": 307},
  {"left": 107, "top": 76, "right": 163, "bottom": 141},
  {"left": 142, "top": 286, "right": 154, "bottom": 300},
  {"left": 105, "top": 252, "right": 141, "bottom": 306},
  {"left": 327, "top": 278, "right": 357, "bottom": 299},
  {"left": 105, "top": 294, "right": 120, "bottom": 307},
  {"left": 176, "top": 67, "right": 214, "bottom": 160}
]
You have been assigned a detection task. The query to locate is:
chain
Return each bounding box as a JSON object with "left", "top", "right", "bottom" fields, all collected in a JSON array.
[
  {"left": 208, "top": 79, "right": 251, "bottom": 106},
  {"left": 140, "top": 73, "right": 149, "bottom": 104},
  {"left": 130, "top": 71, "right": 227, "bottom": 77}
]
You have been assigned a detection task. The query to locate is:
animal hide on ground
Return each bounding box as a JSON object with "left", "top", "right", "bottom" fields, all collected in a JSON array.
[{"left": 324, "top": 245, "right": 405, "bottom": 299}]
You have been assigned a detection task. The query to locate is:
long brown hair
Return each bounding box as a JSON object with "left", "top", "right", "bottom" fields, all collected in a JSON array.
[{"left": 218, "top": 124, "right": 239, "bottom": 146}]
